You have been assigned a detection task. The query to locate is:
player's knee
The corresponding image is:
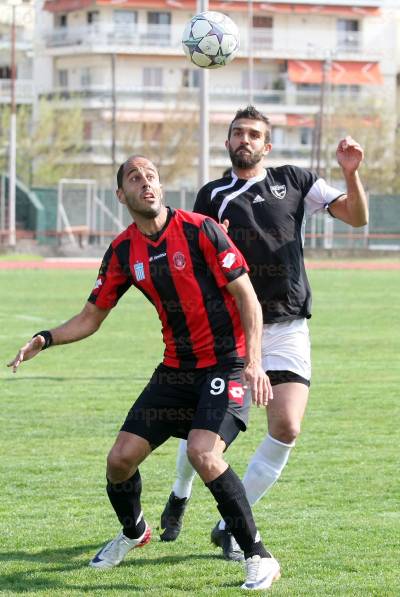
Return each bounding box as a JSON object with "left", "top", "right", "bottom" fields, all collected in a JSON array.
[
  {"left": 186, "top": 444, "right": 218, "bottom": 476},
  {"left": 106, "top": 448, "right": 133, "bottom": 479},
  {"left": 272, "top": 422, "right": 301, "bottom": 444}
]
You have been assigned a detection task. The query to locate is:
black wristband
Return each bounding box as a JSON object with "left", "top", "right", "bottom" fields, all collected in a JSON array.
[{"left": 33, "top": 330, "right": 53, "bottom": 350}]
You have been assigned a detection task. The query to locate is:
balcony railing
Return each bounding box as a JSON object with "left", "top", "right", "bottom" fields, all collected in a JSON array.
[
  {"left": 0, "top": 79, "right": 34, "bottom": 104},
  {"left": 41, "top": 84, "right": 381, "bottom": 111},
  {"left": 42, "top": 23, "right": 381, "bottom": 60}
]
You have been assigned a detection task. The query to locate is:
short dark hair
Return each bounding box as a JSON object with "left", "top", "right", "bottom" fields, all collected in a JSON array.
[
  {"left": 117, "top": 163, "right": 124, "bottom": 189},
  {"left": 228, "top": 105, "right": 272, "bottom": 143},
  {"left": 116, "top": 154, "right": 155, "bottom": 189}
]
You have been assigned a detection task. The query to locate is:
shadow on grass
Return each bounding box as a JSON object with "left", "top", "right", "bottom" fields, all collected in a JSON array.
[
  {"left": 3, "top": 376, "right": 149, "bottom": 383},
  {"left": 0, "top": 545, "right": 227, "bottom": 593}
]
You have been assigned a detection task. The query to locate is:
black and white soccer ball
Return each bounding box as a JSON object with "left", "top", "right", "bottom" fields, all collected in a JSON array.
[{"left": 182, "top": 11, "right": 239, "bottom": 69}]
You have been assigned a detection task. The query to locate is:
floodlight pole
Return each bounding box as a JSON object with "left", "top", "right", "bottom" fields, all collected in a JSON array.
[
  {"left": 197, "top": 0, "right": 209, "bottom": 188},
  {"left": 8, "top": 2, "right": 17, "bottom": 248},
  {"left": 111, "top": 52, "right": 116, "bottom": 177},
  {"left": 248, "top": 0, "right": 254, "bottom": 104}
]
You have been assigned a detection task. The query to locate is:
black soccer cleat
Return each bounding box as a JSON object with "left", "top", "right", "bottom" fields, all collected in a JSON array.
[
  {"left": 210, "top": 522, "right": 245, "bottom": 562},
  {"left": 159, "top": 492, "right": 189, "bottom": 542}
]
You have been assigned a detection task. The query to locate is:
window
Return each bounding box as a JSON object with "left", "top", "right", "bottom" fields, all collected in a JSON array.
[
  {"left": 252, "top": 16, "right": 273, "bottom": 49},
  {"left": 242, "top": 70, "right": 273, "bottom": 90},
  {"left": 0, "top": 66, "right": 11, "bottom": 79},
  {"left": 113, "top": 10, "right": 137, "bottom": 40},
  {"left": 56, "top": 14, "right": 67, "bottom": 28},
  {"left": 253, "top": 16, "right": 272, "bottom": 29},
  {"left": 113, "top": 10, "right": 137, "bottom": 24},
  {"left": 182, "top": 69, "right": 200, "bottom": 88},
  {"left": 87, "top": 11, "right": 100, "bottom": 25},
  {"left": 271, "top": 127, "right": 284, "bottom": 146},
  {"left": 81, "top": 67, "right": 91, "bottom": 87},
  {"left": 57, "top": 69, "right": 68, "bottom": 88},
  {"left": 147, "top": 12, "right": 171, "bottom": 25},
  {"left": 143, "top": 67, "right": 163, "bottom": 87},
  {"left": 300, "top": 127, "right": 312, "bottom": 146},
  {"left": 146, "top": 11, "right": 171, "bottom": 45},
  {"left": 337, "top": 19, "right": 359, "bottom": 50}
]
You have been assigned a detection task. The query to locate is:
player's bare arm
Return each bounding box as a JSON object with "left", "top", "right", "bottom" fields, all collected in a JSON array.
[
  {"left": 7, "top": 302, "right": 110, "bottom": 373},
  {"left": 226, "top": 274, "right": 272, "bottom": 408},
  {"left": 329, "top": 136, "right": 369, "bottom": 227}
]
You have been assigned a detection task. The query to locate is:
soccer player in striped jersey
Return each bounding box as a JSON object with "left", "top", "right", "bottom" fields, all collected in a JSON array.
[
  {"left": 160, "top": 106, "right": 368, "bottom": 561},
  {"left": 8, "top": 155, "right": 281, "bottom": 590}
]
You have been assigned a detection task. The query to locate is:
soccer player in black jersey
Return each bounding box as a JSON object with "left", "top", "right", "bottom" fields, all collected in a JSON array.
[
  {"left": 161, "top": 106, "right": 369, "bottom": 560},
  {"left": 8, "top": 155, "right": 281, "bottom": 590}
]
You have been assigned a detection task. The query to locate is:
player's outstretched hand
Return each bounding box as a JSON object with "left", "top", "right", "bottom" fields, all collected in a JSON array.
[
  {"left": 243, "top": 362, "right": 273, "bottom": 408},
  {"left": 336, "top": 136, "right": 364, "bottom": 174},
  {"left": 7, "top": 335, "right": 45, "bottom": 373}
]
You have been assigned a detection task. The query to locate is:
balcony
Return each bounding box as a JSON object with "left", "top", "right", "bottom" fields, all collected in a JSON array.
[
  {"left": 0, "top": 79, "right": 34, "bottom": 104},
  {"left": 0, "top": 29, "right": 32, "bottom": 51},
  {"left": 42, "top": 23, "right": 382, "bottom": 61},
  {"left": 44, "top": 23, "right": 175, "bottom": 53},
  {"left": 41, "top": 84, "right": 381, "bottom": 114}
]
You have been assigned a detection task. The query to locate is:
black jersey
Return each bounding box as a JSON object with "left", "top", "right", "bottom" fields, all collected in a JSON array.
[{"left": 194, "top": 165, "right": 344, "bottom": 323}]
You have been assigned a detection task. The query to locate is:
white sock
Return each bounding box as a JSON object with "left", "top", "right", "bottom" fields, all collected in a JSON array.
[
  {"left": 242, "top": 433, "right": 295, "bottom": 506},
  {"left": 172, "top": 439, "right": 197, "bottom": 499}
]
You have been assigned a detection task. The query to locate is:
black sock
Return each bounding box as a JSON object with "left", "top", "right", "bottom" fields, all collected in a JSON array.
[
  {"left": 106, "top": 470, "right": 146, "bottom": 539},
  {"left": 206, "top": 466, "right": 268, "bottom": 559}
]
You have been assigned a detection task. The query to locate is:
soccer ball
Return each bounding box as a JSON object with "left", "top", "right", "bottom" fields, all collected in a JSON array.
[{"left": 182, "top": 11, "right": 239, "bottom": 69}]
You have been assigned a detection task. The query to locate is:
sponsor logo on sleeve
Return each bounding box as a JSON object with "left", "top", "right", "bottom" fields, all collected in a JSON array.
[
  {"left": 270, "top": 184, "right": 287, "bottom": 199},
  {"left": 219, "top": 250, "right": 237, "bottom": 271},
  {"left": 94, "top": 278, "right": 103, "bottom": 289}
]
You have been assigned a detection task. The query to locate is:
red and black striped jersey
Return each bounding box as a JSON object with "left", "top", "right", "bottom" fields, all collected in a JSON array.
[{"left": 88, "top": 208, "right": 249, "bottom": 369}]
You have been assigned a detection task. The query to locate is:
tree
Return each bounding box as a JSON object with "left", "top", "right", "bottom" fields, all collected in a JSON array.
[
  {"left": 117, "top": 100, "right": 198, "bottom": 187},
  {"left": 323, "top": 92, "right": 400, "bottom": 194},
  {"left": 0, "top": 97, "right": 84, "bottom": 187}
]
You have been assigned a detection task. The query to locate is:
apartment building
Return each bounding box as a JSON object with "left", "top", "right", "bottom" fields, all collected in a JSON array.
[
  {"left": 0, "top": 1, "right": 34, "bottom": 108},
  {"left": 35, "top": 0, "right": 392, "bottom": 187}
]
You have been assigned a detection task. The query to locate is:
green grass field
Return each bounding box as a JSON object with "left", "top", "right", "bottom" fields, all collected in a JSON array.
[{"left": 1, "top": 268, "right": 399, "bottom": 596}]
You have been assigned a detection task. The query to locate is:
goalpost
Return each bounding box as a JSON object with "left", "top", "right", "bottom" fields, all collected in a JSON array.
[{"left": 57, "top": 179, "right": 125, "bottom": 247}]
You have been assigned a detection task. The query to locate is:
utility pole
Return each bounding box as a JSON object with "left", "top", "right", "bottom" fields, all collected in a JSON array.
[
  {"left": 315, "top": 58, "right": 330, "bottom": 177},
  {"left": 197, "top": 0, "right": 209, "bottom": 188},
  {"left": 8, "top": 2, "right": 17, "bottom": 248},
  {"left": 248, "top": 0, "right": 254, "bottom": 104},
  {"left": 111, "top": 52, "right": 116, "bottom": 177}
]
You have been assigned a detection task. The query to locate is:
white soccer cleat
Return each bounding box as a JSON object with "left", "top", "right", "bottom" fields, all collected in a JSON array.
[
  {"left": 241, "top": 554, "right": 281, "bottom": 590},
  {"left": 89, "top": 524, "right": 151, "bottom": 569}
]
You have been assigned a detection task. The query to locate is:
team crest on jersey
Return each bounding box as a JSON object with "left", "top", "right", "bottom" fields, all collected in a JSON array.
[
  {"left": 270, "top": 184, "right": 287, "bottom": 200},
  {"left": 134, "top": 262, "right": 145, "bottom": 282},
  {"left": 173, "top": 252, "right": 186, "bottom": 270},
  {"left": 228, "top": 381, "right": 245, "bottom": 405}
]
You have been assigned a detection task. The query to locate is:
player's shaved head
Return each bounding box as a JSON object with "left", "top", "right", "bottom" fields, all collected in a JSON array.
[{"left": 117, "top": 155, "right": 159, "bottom": 189}]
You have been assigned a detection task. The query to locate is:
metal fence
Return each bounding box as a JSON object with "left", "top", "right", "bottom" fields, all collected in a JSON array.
[{"left": 0, "top": 175, "right": 399, "bottom": 252}]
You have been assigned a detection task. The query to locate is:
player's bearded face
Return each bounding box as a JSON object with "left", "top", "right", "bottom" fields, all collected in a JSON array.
[{"left": 228, "top": 143, "right": 264, "bottom": 169}]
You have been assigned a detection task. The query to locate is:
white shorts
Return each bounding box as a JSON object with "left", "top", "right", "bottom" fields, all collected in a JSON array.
[{"left": 261, "top": 318, "right": 311, "bottom": 382}]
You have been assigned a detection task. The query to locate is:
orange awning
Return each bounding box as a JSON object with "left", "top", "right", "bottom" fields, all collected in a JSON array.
[
  {"left": 287, "top": 114, "right": 315, "bottom": 128},
  {"left": 288, "top": 60, "right": 383, "bottom": 86},
  {"left": 44, "top": 0, "right": 92, "bottom": 12},
  {"left": 259, "top": 4, "right": 380, "bottom": 17}
]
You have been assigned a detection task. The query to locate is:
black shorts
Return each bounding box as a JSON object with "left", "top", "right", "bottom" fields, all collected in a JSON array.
[{"left": 121, "top": 361, "right": 250, "bottom": 450}]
